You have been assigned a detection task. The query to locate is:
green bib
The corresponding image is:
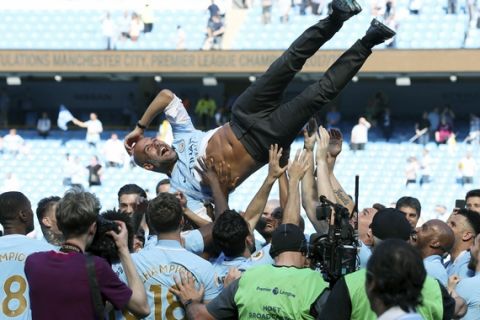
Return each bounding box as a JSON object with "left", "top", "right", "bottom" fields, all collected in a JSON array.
[
  {"left": 234, "top": 265, "right": 328, "bottom": 320},
  {"left": 345, "top": 269, "right": 444, "bottom": 320}
]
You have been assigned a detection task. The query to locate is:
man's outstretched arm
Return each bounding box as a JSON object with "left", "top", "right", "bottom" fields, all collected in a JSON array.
[
  {"left": 124, "top": 89, "right": 175, "bottom": 154},
  {"left": 243, "top": 144, "right": 287, "bottom": 232},
  {"left": 283, "top": 149, "right": 309, "bottom": 226}
]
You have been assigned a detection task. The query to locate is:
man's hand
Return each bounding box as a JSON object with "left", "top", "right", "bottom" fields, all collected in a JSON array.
[
  {"left": 175, "top": 191, "right": 188, "bottom": 209},
  {"left": 315, "top": 126, "right": 330, "bottom": 163},
  {"left": 303, "top": 118, "right": 318, "bottom": 151},
  {"left": 107, "top": 220, "right": 129, "bottom": 253},
  {"left": 268, "top": 144, "right": 288, "bottom": 181},
  {"left": 448, "top": 275, "right": 460, "bottom": 293},
  {"left": 124, "top": 127, "right": 145, "bottom": 155},
  {"left": 288, "top": 149, "right": 310, "bottom": 182},
  {"left": 224, "top": 267, "right": 242, "bottom": 287},
  {"left": 216, "top": 161, "right": 239, "bottom": 192},
  {"left": 170, "top": 272, "right": 205, "bottom": 306},
  {"left": 195, "top": 157, "right": 219, "bottom": 187},
  {"left": 327, "top": 128, "right": 343, "bottom": 172}
]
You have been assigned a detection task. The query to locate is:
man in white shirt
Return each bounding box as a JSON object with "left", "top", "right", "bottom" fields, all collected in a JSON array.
[
  {"left": 459, "top": 152, "right": 477, "bottom": 186},
  {"left": 72, "top": 113, "right": 103, "bottom": 148},
  {"left": 104, "top": 133, "right": 126, "bottom": 167},
  {"left": 350, "top": 117, "right": 371, "bottom": 151},
  {"left": 3, "top": 128, "right": 24, "bottom": 156}
]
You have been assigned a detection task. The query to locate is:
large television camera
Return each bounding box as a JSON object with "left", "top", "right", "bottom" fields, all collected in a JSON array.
[{"left": 308, "top": 195, "right": 358, "bottom": 285}]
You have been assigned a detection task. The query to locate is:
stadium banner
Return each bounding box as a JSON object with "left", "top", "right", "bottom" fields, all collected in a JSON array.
[{"left": 0, "top": 50, "right": 479, "bottom": 73}]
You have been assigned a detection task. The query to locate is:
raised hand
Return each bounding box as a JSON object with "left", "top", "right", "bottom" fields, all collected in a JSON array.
[
  {"left": 303, "top": 118, "right": 318, "bottom": 151},
  {"left": 124, "top": 127, "right": 144, "bottom": 155},
  {"left": 175, "top": 191, "right": 188, "bottom": 209},
  {"left": 268, "top": 144, "right": 288, "bottom": 180},
  {"left": 315, "top": 126, "right": 330, "bottom": 163},
  {"left": 328, "top": 128, "right": 343, "bottom": 158},
  {"left": 288, "top": 149, "right": 310, "bottom": 182}
]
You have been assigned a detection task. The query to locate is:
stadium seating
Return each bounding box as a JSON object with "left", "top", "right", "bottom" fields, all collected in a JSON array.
[
  {"left": 0, "top": 0, "right": 474, "bottom": 50},
  {"left": 1, "top": 129, "right": 478, "bottom": 235}
]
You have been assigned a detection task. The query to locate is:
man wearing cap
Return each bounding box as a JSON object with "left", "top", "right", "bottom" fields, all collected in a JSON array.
[
  {"left": 169, "top": 150, "right": 331, "bottom": 319},
  {"left": 319, "top": 208, "right": 461, "bottom": 320}
]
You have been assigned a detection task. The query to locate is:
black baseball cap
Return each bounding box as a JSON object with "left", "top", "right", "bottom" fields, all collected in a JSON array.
[
  {"left": 371, "top": 208, "right": 412, "bottom": 241},
  {"left": 269, "top": 224, "right": 307, "bottom": 258}
]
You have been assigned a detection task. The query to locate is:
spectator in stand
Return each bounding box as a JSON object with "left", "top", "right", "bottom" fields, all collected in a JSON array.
[
  {"left": 203, "top": 15, "right": 225, "bottom": 50},
  {"left": 129, "top": 13, "right": 143, "bottom": 42},
  {"left": 141, "top": 3, "right": 154, "bottom": 33},
  {"left": 207, "top": 0, "right": 221, "bottom": 21},
  {"left": 71, "top": 156, "right": 87, "bottom": 189},
  {"left": 279, "top": 0, "right": 291, "bottom": 23},
  {"left": 176, "top": 25, "right": 186, "bottom": 50},
  {"left": 442, "top": 105, "right": 455, "bottom": 127},
  {"left": 428, "top": 107, "right": 440, "bottom": 138},
  {"left": 86, "top": 156, "right": 103, "bottom": 187},
  {"left": 195, "top": 94, "right": 217, "bottom": 129},
  {"left": 465, "top": 113, "right": 480, "bottom": 144},
  {"left": 435, "top": 116, "right": 453, "bottom": 145},
  {"left": 24, "top": 190, "right": 150, "bottom": 319},
  {"left": 3, "top": 128, "right": 24, "bottom": 156},
  {"left": 0, "top": 90, "right": 10, "bottom": 129},
  {"left": 1, "top": 172, "right": 20, "bottom": 192},
  {"left": 37, "top": 112, "right": 51, "bottom": 138},
  {"left": 326, "top": 105, "right": 341, "bottom": 129},
  {"left": 118, "top": 11, "right": 131, "bottom": 41},
  {"left": 104, "top": 133, "right": 126, "bottom": 168},
  {"left": 157, "top": 119, "right": 173, "bottom": 146},
  {"left": 380, "top": 107, "right": 393, "bottom": 141},
  {"left": 409, "top": 0, "right": 423, "bottom": 14},
  {"left": 405, "top": 156, "right": 419, "bottom": 187},
  {"left": 459, "top": 151, "right": 477, "bottom": 186},
  {"left": 102, "top": 12, "right": 116, "bottom": 50},
  {"left": 419, "top": 148, "right": 432, "bottom": 186},
  {"left": 72, "top": 113, "right": 103, "bottom": 148},
  {"left": 156, "top": 178, "right": 171, "bottom": 195},
  {"left": 0, "top": 192, "right": 54, "bottom": 320},
  {"left": 466, "top": 189, "right": 480, "bottom": 213},
  {"left": 261, "top": 0, "right": 272, "bottom": 24},
  {"left": 415, "top": 111, "right": 431, "bottom": 145},
  {"left": 36, "top": 196, "right": 64, "bottom": 246},
  {"left": 350, "top": 117, "right": 371, "bottom": 151},
  {"left": 447, "top": 0, "right": 458, "bottom": 14}
]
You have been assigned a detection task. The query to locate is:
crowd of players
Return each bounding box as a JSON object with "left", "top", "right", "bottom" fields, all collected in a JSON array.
[{"left": 2, "top": 121, "right": 480, "bottom": 319}]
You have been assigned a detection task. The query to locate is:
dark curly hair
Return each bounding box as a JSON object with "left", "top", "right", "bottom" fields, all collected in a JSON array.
[
  {"left": 87, "top": 209, "right": 134, "bottom": 265},
  {"left": 366, "top": 239, "right": 425, "bottom": 313},
  {"left": 147, "top": 193, "right": 183, "bottom": 234},
  {"left": 213, "top": 210, "right": 250, "bottom": 257}
]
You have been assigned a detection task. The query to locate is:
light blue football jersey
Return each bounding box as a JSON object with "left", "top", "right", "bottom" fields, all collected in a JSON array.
[
  {"left": 250, "top": 243, "right": 275, "bottom": 266},
  {"left": 114, "top": 240, "right": 220, "bottom": 320},
  {"left": 164, "top": 95, "right": 219, "bottom": 217},
  {"left": 0, "top": 235, "right": 54, "bottom": 320},
  {"left": 143, "top": 230, "right": 204, "bottom": 254}
]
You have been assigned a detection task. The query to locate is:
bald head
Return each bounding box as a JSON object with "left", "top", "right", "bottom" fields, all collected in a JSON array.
[
  {"left": 414, "top": 219, "right": 454, "bottom": 258},
  {"left": 132, "top": 137, "right": 177, "bottom": 173}
]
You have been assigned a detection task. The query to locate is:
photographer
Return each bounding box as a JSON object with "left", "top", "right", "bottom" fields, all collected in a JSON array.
[{"left": 25, "top": 190, "right": 149, "bottom": 320}]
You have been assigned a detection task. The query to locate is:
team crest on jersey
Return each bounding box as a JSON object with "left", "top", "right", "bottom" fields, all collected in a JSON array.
[
  {"left": 251, "top": 250, "right": 264, "bottom": 261},
  {"left": 177, "top": 140, "right": 185, "bottom": 153}
]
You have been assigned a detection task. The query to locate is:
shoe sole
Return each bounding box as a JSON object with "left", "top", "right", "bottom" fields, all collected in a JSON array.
[{"left": 371, "top": 18, "right": 396, "bottom": 37}]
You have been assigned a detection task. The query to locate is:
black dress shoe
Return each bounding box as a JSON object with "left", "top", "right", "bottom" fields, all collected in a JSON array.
[
  {"left": 364, "top": 18, "right": 396, "bottom": 46},
  {"left": 331, "top": 0, "right": 362, "bottom": 22}
]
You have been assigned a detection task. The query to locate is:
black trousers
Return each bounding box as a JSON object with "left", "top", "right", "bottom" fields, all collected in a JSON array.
[{"left": 230, "top": 17, "right": 372, "bottom": 163}]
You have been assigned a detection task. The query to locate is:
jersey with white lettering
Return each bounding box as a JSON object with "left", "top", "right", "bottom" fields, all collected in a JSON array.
[
  {"left": 114, "top": 239, "right": 220, "bottom": 320},
  {"left": 0, "top": 235, "right": 54, "bottom": 320},
  {"left": 165, "top": 95, "right": 219, "bottom": 218}
]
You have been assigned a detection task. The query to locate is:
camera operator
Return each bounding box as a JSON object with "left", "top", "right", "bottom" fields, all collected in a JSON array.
[
  {"left": 24, "top": 190, "right": 149, "bottom": 320},
  {"left": 170, "top": 150, "right": 331, "bottom": 319},
  {"left": 319, "top": 208, "right": 464, "bottom": 320}
]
